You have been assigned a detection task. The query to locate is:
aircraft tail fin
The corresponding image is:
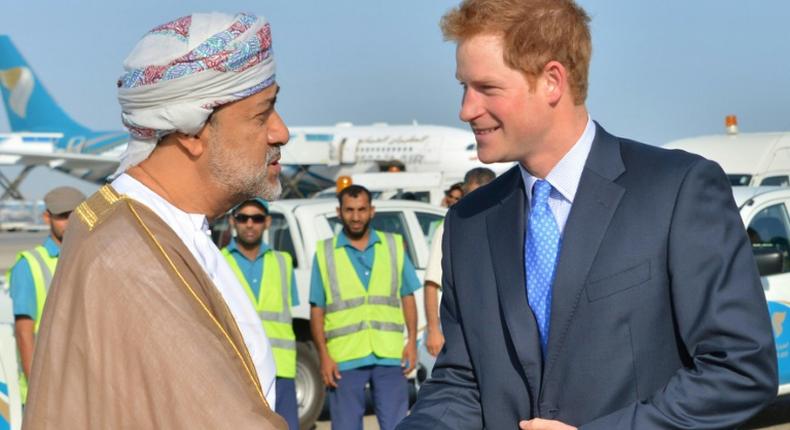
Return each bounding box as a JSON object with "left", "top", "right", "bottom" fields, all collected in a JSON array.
[{"left": 0, "top": 35, "right": 90, "bottom": 135}]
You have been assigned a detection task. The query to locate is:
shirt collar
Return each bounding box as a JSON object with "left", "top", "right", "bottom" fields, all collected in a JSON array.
[
  {"left": 227, "top": 238, "right": 271, "bottom": 260},
  {"left": 520, "top": 116, "right": 596, "bottom": 204},
  {"left": 336, "top": 229, "right": 380, "bottom": 250},
  {"left": 43, "top": 236, "right": 60, "bottom": 257}
]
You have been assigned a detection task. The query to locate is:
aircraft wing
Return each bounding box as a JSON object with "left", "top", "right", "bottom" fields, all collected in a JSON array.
[{"left": 0, "top": 148, "right": 119, "bottom": 182}]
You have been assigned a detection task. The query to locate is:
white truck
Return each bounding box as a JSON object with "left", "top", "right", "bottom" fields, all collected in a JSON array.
[
  {"left": 212, "top": 197, "right": 446, "bottom": 429},
  {"left": 733, "top": 186, "right": 790, "bottom": 399},
  {"left": 664, "top": 120, "right": 790, "bottom": 187}
]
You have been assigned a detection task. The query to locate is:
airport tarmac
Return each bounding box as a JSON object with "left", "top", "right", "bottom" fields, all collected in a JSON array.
[{"left": 1, "top": 231, "right": 787, "bottom": 429}]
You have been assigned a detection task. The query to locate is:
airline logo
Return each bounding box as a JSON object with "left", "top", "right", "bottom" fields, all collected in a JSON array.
[
  {"left": 0, "top": 66, "right": 33, "bottom": 119},
  {"left": 769, "top": 301, "right": 790, "bottom": 384}
]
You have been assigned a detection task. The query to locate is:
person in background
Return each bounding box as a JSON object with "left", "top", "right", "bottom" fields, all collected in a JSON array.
[
  {"left": 309, "top": 185, "right": 421, "bottom": 430},
  {"left": 7, "top": 186, "right": 85, "bottom": 401},
  {"left": 441, "top": 182, "right": 464, "bottom": 208},
  {"left": 222, "top": 198, "right": 300, "bottom": 429},
  {"left": 424, "top": 168, "right": 494, "bottom": 357}
]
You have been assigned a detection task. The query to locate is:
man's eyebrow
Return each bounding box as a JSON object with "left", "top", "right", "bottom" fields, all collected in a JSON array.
[{"left": 259, "top": 85, "right": 280, "bottom": 108}]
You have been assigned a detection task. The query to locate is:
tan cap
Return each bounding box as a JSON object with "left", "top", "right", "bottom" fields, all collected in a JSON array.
[{"left": 44, "top": 186, "right": 86, "bottom": 215}]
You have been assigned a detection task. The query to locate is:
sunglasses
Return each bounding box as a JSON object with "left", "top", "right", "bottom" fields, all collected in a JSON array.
[{"left": 234, "top": 213, "right": 267, "bottom": 224}]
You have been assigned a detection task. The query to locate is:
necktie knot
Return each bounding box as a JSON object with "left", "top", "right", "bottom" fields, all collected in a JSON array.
[{"left": 532, "top": 180, "right": 552, "bottom": 209}]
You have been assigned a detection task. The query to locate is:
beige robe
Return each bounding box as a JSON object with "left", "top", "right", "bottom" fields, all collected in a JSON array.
[{"left": 23, "top": 185, "right": 287, "bottom": 429}]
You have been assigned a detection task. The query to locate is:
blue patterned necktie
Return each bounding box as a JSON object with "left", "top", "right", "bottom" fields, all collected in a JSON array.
[{"left": 525, "top": 180, "right": 562, "bottom": 356}]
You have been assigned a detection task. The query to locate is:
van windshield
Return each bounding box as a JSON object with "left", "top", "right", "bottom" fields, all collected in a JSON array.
[{"left": 728, "top": 174, "right": 752, "bottom": 186}]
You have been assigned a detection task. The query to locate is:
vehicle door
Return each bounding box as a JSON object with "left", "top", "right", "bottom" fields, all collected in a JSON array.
[{"left": 743, "top": 198, "right": 790, "bottom": 391}]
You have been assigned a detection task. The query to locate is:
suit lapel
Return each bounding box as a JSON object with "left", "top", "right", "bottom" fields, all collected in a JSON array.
[
  {"left": 486, "top": 168, "right": 543, "bottom": 406},
  {"left": 541, "top": 124, "right": 626, "bottom": 397}
]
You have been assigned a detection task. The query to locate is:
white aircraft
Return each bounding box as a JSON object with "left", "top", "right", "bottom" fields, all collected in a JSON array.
[{"left": 0, "top": 35, "right": 508, "bottom": 198}]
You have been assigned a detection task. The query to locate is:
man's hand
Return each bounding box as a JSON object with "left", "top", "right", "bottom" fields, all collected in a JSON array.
[
  {"left": 320, "top": 355, "right": 341, "bottom": 388},
  {"left": 519, "top": 419, "right": 576, "bottom": 430},
  {"left": 426, "top": 326, "right": 445, "bottom": 357},
  {"left": 402, "top": 339, "right": 417, "bottom": 375}
]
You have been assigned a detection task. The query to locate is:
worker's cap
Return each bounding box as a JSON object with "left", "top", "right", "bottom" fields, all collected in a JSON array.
[
  {"left": 43, "top": 186, "right": 86, "bottom": 215},
  {"left": 232, "top": 197, "right": 269, "bottom": 214}
]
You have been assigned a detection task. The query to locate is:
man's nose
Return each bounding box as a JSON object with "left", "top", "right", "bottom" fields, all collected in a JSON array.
[
  {"left": 268, "top": 111, "right": 290, "bottom": 146},
  {"left": 459, "top": 88, "right": 482, "bottom": 123}
]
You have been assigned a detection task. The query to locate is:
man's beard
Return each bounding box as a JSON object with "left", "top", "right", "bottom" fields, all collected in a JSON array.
[
  {"left": 343, "top": 221, "right": 371, "bottom": 240},
  {"left": 236, "top": 230, "right": 263, "bottom": 249},
  {"left": 207, "top": 131, "right": 282, "bottom": 202}
]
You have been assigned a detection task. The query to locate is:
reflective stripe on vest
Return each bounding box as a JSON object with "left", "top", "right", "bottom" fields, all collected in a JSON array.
[
  {"left": 316, "top": 231, "right": 405, "bottom": 363},
  {"left": 221, "top": 248, "right": 297, "bottom": 378},
  {"left": 7, "top": 245, "right": 57, "bottom": 403},
  {"left": 7, "top": 246, "right": 58, "bottom": 332}
]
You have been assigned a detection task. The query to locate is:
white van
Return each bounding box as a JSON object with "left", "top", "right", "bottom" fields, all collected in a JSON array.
[
  {"left": 733, "top": 186, "right": 790, "bottom": 397},
  {"left": 665, "top": 128, "right": 790, "bottom": 187}
]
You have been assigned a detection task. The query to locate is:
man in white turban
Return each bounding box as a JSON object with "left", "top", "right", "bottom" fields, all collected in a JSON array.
[{"left": 23, "top": 12, "right": 290, "bottom": 429}]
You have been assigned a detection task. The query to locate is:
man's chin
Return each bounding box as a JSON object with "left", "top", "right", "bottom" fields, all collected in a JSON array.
[{"left": 258, "top": 179, "right": 282, "bottom": 201}]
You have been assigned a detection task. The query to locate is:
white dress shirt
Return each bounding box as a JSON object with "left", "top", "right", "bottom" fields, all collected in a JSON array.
[
  {"left": 520, "top": 117, "right": 596, "bottom": 233},
  {"left": 111, "top": 174, "right": 277, "bottom": 406}
]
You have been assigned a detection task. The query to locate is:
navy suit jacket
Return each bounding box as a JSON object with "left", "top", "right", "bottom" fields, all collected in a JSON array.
[{"left": 398, "top": 124, "right": 778, "bottom": 429}]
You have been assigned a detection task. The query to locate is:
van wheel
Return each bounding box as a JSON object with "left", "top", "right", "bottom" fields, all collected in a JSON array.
[{"left": 296, "top": 341, "right": 324, "bottom": 430}]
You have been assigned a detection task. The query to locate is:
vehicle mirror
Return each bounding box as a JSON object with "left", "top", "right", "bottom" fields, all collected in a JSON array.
[{"left": 752, "top": 244, "right": 784, "bottom": 277}]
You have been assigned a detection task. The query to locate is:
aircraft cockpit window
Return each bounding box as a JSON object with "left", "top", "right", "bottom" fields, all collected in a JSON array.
[{"left": 466, "top": 143, "right": 476, "bottom": 151}]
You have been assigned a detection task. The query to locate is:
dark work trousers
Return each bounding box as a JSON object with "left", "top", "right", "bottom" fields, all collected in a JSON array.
[
  {"left": 276, "top": 377, "right": 300, "bottom": 430},
  {"left": 328, "top": 365, "right": 408, "bottom": 430}
]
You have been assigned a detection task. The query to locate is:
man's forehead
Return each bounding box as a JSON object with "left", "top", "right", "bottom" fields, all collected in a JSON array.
[{"left": 237, "top": 202, "right": 267, "bottom": 213}]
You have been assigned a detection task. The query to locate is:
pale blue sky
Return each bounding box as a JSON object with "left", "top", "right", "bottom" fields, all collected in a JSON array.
[{"left": 1, "top": 1, "right": 789, "bottom": 199}]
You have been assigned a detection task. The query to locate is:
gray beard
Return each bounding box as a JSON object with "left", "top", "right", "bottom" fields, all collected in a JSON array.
[{"left": 207, "top": 133, "right": 282, "bottom": 202}]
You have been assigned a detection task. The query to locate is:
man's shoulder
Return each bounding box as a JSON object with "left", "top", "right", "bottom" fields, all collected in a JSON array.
[
  {"left": 452, "top": 165, "right": 520, "bottom": 220},
  {"left": 617, "top": 135, "right": 707, "bottom": 172},
  {"left": 64, "top": 185, "right": 156, "bottom": 258}
]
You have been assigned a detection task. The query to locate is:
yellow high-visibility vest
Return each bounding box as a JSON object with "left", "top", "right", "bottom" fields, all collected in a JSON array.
[
  {"left": 6, "top": 245, "right": 58, "bottom": 402},
  {"left": 315, "top": 231, "right": 405, "bottom": 364},
  {"left": 222, "top": 247, "right": 297, "bottom": 378}
]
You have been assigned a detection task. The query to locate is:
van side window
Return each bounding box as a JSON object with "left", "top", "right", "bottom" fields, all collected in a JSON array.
[
  {"left": 760, "top": 176, "right": 790, "bottom": 186},
  {"left": 748, "top": 203, "right": 790, "bottom": 273},
  {"left": 327, "top": 211, "right": 416, "bottom": 263},
  {"left": 268, "top": 213, "right": 298, "bottom": 268},
  {"left": 416, "top": 212, "right": 444, "bottom": 248}
]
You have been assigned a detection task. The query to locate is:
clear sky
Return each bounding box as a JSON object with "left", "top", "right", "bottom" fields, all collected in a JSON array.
[{"left": 1, "top": 1, "right": 789, "bottom": 200}]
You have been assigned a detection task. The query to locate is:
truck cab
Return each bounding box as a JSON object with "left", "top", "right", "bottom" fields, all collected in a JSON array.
[
  {"left": 734, "top": 186, "right": 790, "bottom": 397},
  {"left": 664, "top": 118, "right": 790, "bottom": 187}
]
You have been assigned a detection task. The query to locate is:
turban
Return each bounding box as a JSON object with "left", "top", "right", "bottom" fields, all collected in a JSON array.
[{"left": 116, "top": 12, "right": 276, "bottom": 173}]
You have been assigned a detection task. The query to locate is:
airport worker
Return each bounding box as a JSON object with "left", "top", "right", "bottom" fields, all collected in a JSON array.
[
  {"left": 222, "top": 197, "right": 300, "bottom": 430},
  {"left": 309, "top": 184, "right": 421, "bottom": 430},
  {"left": 23, "top": 12, "right": 290, "bottom": 429},
  {"left": 399, "top": 0, "right": 778, "bottom": 429},
  {"left": 424, "top": 167, "right": 494, "bottom": 357},
  {"left": 7, "top": 186, "right": 85, "bottom": 401}
]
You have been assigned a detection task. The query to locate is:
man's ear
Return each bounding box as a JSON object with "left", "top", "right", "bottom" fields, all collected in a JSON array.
[
  {"left": 264, "top": 215, "right": 273, "bottom": 230},
  {"left": 172, "top": 127, "right": 209, "bottom": 158},
  {"left": 541, "top": 60, "right": 567, "bottom": 105}
]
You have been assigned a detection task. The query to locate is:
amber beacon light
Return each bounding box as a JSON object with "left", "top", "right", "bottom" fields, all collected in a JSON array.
[
  {"left": 725, "top": 115, "right": 739, "bottom": 135},
  {"left": 336, "top": 175, "right": 353, "bottom": 193}
]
